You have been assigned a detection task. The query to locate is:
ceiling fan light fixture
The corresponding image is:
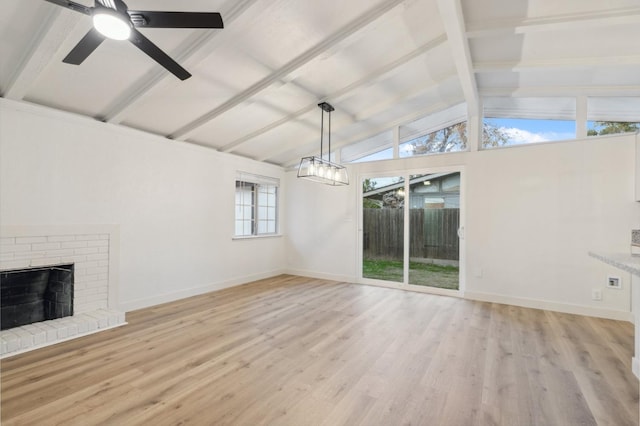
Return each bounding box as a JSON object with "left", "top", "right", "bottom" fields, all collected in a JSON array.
[{"left": 92, "top": 9, "right": 131, "bottom": 40}]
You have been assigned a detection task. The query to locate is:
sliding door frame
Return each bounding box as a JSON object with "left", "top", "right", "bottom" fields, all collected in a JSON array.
[{"left": 357, "top": 165, "right": 466, "bottom": 297}]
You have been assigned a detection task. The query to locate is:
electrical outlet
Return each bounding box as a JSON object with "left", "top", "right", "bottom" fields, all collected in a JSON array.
[
  {"left": 607, "top": 276, "right": 622, "bottom": 289},
  {"left": 592, "top": 289, "right": 602, "bottom": 301}
]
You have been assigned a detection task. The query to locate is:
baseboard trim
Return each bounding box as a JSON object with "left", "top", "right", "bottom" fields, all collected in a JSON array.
[
  {"left": 465, "top": 291, "right": 633, "bottom": 322},
  {"left": 119, "top": 269, "right": 286, "bottom": 312},
  {"left": 120, "top": 271, "right": 634, "bottom": 322}
]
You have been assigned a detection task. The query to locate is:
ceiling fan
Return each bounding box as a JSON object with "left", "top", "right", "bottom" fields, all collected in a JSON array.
[{"left": 44, "top": 0, "right": 224, "bottom": 80}]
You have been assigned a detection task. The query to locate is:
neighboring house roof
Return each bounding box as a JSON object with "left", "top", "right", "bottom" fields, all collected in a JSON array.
[{"left": 363, "top": 172, "right": 457, "bottom": 198}]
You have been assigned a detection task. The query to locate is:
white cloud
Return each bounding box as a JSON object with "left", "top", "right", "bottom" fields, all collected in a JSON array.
[
  {"left": 500, "top": 127, "right": 548, "bottom": 144},
  {"left": 499, "top": 127, "right": 574, "bottom": 144}
]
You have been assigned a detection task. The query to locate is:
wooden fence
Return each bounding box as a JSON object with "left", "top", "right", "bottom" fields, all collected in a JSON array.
[{"left": 363, "top": 208, "right": 459, "bottom": 260}]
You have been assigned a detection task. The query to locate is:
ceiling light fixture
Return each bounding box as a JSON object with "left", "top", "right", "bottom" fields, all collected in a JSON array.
[
  {"left": 297, "top": 102, "right": 349, "bottom": 186},
  {"left": 92, "top": 8, "right": 132, "bottom": 40}
]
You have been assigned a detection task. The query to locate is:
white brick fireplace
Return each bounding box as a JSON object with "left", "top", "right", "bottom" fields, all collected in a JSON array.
[{"left": 0, "top": 225, "right": 126, "bottom": 357}]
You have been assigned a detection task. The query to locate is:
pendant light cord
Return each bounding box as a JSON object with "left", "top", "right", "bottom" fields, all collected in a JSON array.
[
  {"left": 320, "top": 108, "right": 324, "bottom": 160},
  {"left": 328, "top": 110, "right": 331, "bottom": 162}
]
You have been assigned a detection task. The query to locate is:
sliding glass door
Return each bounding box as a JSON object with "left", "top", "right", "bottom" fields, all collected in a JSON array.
[
  {"left": 407, "top": 172, "right": 460, "bottom": 290},
  {"left": 361, "top": 171, "right": 461, "bottom": 292},
  {"left": 362, "top": 176, "right": 404, "bottom": 283}
]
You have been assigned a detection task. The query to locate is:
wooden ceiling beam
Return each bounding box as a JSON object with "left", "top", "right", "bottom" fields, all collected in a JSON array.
[
  {"left": 3, "top": 8, "right": 81, "bottom": 100},
  {"left": 101, "top": 0, "right": 261, "bottom": 124},
  {"left": 479, "top": 85, "right": 640, "bottom": 97},
  {"left": 474, "top": 56, "right": 640, "bottom": 72},
  {"left": 168, "top": 0, "right": 406, "bottom": 141},
  {"left": 260, "top": 95, "right": 465, "bottom": 165},
  {"left": 354, "top": 74, "right": 458, "bottom": 122},
  {"left": 220, "top": 34, "right": 447, "bottom": 154},
  {"left": 466, "top": 7, "right": 640, "bottom": 38},
  {"left": 436, "top": 0, "right": 479, "bottom": 117}
]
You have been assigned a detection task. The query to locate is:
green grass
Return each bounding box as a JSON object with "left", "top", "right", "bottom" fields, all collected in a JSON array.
[{"left": 363, "top": 259, "right": 459, "bottom": 290}]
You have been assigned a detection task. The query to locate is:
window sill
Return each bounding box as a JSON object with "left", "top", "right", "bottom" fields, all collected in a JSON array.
[{"left": 232, "top": 234, "right": 283, "bottom": 241}]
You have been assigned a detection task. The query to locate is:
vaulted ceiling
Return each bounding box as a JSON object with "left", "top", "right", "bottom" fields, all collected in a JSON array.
[{"left": 2, "top": 0, "right": 639, "bottom": 167}]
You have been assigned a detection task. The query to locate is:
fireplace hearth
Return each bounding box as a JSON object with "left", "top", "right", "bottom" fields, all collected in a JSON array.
[
  {"left": 1, "top": 264, "right": 74, "bottom": 331},
  {"left": 0, "top": 226, "right": 126, "bottom": 357}
]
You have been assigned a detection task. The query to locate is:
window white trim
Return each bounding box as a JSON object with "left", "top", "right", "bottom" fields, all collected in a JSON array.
[
  {"left": 236, "top": 171, "right": 280, "bottom": 187},
  {"left": 234, "top": 171, "right": 279, "bottom": 238}
]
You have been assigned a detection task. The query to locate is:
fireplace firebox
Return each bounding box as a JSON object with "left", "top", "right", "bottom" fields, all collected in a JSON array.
[{"left": 1, "top": 264, "right": 74, "bottom": 331}]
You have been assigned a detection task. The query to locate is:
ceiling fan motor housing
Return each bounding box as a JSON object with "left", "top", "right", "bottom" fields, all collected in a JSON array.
[{"left": 98, "top": 0, "right": 129, "bottom": 13}]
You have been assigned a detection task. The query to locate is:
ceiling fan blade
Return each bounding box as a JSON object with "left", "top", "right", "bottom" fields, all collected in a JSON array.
[
  {"left": 63, "top": 28, "right": 105, "bottom": 65},
  {"left": 43, "top": 0, "right": 92, "bottom": 15},
  {"left": 127, "top": 11, "right": 224, "bottom": 29},
  {"left": 129, "top": 29, "right": 191, "bottom": 80}
]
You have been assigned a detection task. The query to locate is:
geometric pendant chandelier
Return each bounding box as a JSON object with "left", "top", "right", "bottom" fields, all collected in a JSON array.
[{"left": 297, "top": 102, "right": 349, "bottom": 186}]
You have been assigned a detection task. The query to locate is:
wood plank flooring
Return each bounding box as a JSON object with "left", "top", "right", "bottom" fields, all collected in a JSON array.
[{"left": 1, "top": 275, "right": 638, "bottom": 425}]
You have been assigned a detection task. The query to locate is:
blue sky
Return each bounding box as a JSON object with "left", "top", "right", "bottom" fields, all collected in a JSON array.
[
  {"left": 354, "top": 118, "right": 635, "bottom": 163},
  {"left": 485, "top": 118, "right": 576, "bottom": 144}
]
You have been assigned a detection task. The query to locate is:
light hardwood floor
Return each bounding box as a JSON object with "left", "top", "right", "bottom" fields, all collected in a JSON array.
[{"left": 1, "top": 275, "right": 638, "bottom": 425}]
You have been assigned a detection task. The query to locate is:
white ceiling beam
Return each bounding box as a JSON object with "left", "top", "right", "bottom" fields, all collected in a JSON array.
[
  {"left": 436, "top": 0, "right": 479, "bottom": 117},
  {"left": 354, "top": 74, "right": 459, "bottom": 121},
  {"left": 474, "top": 56, "right": 640, "bottom": 72},
  {"left": 219, "top": 106, "right": 316, "bottom": 153},
  {"left": 262, "top": 96, "right": 465, "bottom": 165},
  {"left": 279, "top": 97, "right": 466, "bottom": 167},
  {"left": 3, "top": 8, "right": 82, "bottom": 100},
  {"left": 479, "top": 86, "right": 640, "bottom": 97},
  {"left": 219, "top": 34, "right": 447, "bottom": 153},
  {"left": 575, "top": 96, "right": 588, "bottom": 139},
  {"left": 467, "top": 7, "right": 640, "bottom": 38},
  {"left": 101, "top": 0, "right": 261, "bottom": 123},
  {"left": 169, "top": 0, "right": 406, "bottom": 141}
]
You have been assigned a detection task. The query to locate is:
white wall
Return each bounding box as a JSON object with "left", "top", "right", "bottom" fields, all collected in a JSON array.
[
  {"left": 0, "top": 99, "right": 287, "bottom": 311},
  {"left": 286, "top": 134, "right": 640, "bottom": 320},
  {"left": 285, "top": 178, "right": 357, "bottom": 282},
  {"left": 4, "top": 98, "right": 638, "bottom": 320}
]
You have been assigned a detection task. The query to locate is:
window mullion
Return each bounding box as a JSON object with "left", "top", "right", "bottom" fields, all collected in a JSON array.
[{"left": 252, "top": 184, "right": 258, "bottom": 235}]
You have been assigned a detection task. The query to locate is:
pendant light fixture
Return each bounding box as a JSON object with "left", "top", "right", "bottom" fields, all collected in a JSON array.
[{"left": 297, "top": 102, "right": 349, "bottom": 186}]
